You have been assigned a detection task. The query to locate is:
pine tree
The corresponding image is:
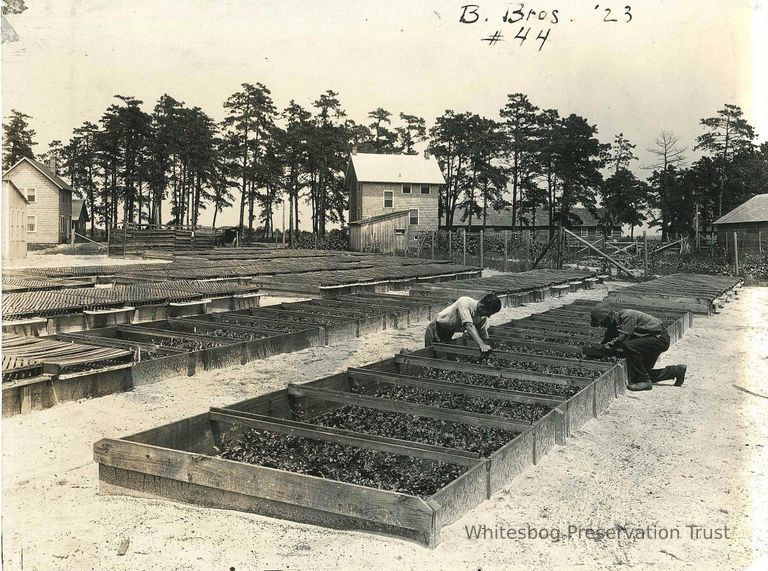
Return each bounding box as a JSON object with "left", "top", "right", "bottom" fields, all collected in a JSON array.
[{"left": 3, "top": 109, "right": 36, "bottom": 166}]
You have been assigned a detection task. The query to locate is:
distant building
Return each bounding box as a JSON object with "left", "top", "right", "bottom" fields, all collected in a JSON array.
[
  {"left": 713, "top": 193, "right": 768, "bottom": 256},
  {"left": 2, "top": 157, "right": 73, "bottom": 247},
  {"left": 71, "top": 198, "right": 89, "bottom": 237},
  {"left": 2, "top": 179, "right": 29, "bottom": 260},
  {"left": 346, "top": 152, "right": 445, "bottom": 253},
  {"left": 443, "top": 206, "right": 623, "bottom": 241}
]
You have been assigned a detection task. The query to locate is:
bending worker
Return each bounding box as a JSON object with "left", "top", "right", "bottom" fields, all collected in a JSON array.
[
  {"left": 425, "top": 293, "right": 502, "bottom": 352},
  {"left": 590, "top": 302, "right": 687, "bottom": 391}
]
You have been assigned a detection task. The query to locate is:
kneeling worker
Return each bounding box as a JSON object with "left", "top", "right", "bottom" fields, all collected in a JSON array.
[
  {"left": 590, "top": 303, "right": 687, "bottom": 391},
  {"left": 425, "top": 293, "right": 502, "bottom": 352}
]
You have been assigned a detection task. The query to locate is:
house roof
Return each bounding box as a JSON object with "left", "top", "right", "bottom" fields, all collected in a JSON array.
[
  {"left": 3, "top": 156, "right": 73, "bottom": 191},
  {"left": 72, "top": 198, "right": 89, "bottom": 221},
  {"left": 349, "top": 210, "right": 411, "bottom": 225},
  {"left": 442, "top": 206, "right": 616, "bottom": 228},
  {"left": 4, "top": 179, "right": 29, "bottom": 204},
  {"left": 348, "top": 153, "right": 446, "bottom": 185},
  {"left": 713, "top": 194, "right": 768, "bottom": 225}
]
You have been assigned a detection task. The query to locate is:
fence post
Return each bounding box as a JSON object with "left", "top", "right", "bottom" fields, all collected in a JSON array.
[
  {"left": 448, "top": 230, "right": 452, "bottom": 260},
  {"left": 431, "top": 231, "right": 435, "bottom": 260},
  {"left": 643, "top": 232, "right": 648, "bottom": 280},
  {"left": 734, "top": 232, "right": 739, "bottom": 276},
  {"left": 504, "top": 230, "right": 509, "bottom": 272},
  {"left": 463, "top": 230, "right": 467, "bottom": 266},
  {"left": 759, "top": 231, "right": 762, "bottom": 254},
  {"left": 480, "top": 229, "right": 484, "bottom": 268},
  {"left": 122, "top": 223, "right": 128, "bottom": 258}
]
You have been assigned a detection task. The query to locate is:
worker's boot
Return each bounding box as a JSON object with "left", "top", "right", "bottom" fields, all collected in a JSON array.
[
  {"left": 627, "top": 380, "right": 653, "bottom": 391},
  {"left": 651, "top": 366, "right": 678, "bottom": 383},
  {"left": 674, "top": 365, "right": 687, "bottom": 387}
]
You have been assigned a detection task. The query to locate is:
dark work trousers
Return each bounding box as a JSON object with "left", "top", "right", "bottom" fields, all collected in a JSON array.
[
  {"left": 425, "top": 321, "right": 455, "bottom": 347},
  {"left": 622, "top": 330, "right": 676, "bottom": 383}
]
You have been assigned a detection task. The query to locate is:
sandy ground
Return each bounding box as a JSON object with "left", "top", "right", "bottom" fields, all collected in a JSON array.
[
  {"left": 2, "top": 284, "right": 767, "bottom": 570},
  {"left": 3, "top": 253, "right": 170, "bottom": 270}
]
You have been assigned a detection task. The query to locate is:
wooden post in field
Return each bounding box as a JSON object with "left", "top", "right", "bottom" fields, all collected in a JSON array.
[
  {"left": 734, "top": 232, "right": 739, "bottom": 276},
  {"left": 504, "top": 230, "right": 509, "bottom": 272},
  {"left": 463, "top": 230, "right": 467, "bottom": 266},
  {"left": 759, "top": 231, "right": 762, "bottom": 254},
  {"left": 643, "top": 232, "right": 648, "bottom": 280},
  {"left": 123, "top": 223, "right": 128, "bottom": 258},
  {"left": 480, "top": 229, "right": 484, "bottom": 268},
  {"left": 431, "top": 231, "right": 435, "bottom": 259},
  {"left": 694, "top": 205, "right": 700, "bottom": 252}
]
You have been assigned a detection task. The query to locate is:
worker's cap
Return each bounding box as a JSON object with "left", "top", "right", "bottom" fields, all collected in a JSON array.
[{"left": 590, "top": 303, "right": 612, "bottom": 327}]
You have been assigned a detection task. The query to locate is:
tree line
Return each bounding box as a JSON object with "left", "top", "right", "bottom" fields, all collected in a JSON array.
[{"left": 3, "top": 87, "right": 767, "bottom": 244}]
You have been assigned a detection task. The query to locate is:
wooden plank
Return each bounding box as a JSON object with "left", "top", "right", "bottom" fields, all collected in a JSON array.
[
  {"left": 347, "top": 368, "right": 565, "bottom": 406},
  {"left": 430, "top": 343, "right": 610, "bottom": 372},
  {"left": 487, "top": 430, "right": 535, "bottom": 494},
  {"left": 394, "top": 354, "right": 593, "bottom": 388},
  {"left": 209, "top": 409, "right": 480, "bottom": 466},
  {"left": 287, "top": 384, "right": 530, "bottom": 431},
  {"left": 94, "top": 438, "right": 435, "bottom": 531},
  {"left": 431, "top": 460, "right": 489, "bottom": 528}
]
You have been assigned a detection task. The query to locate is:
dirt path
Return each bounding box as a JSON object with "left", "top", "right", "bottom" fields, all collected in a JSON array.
[{"left": 2, "top": 285, "right": 766, "bottom": 570}]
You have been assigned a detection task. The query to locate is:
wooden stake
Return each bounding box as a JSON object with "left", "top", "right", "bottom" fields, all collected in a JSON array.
[
  {"left": 643, "top": 232, "right": 648, "bottom": 280},
  {"left": 504, "top": 230, "right": 509, "bottom": 272},
  {"left": 480, "top": 229, "right": 484, "bottom": 267},
  {"left": 431, "top": 230, "right": 435, "bottom": 259},
  {"left": 463, "top": 230, "right": 467, "bottom": 266},
  {"left": 734, "top": 232, "right": 739, "bottom": 275}
]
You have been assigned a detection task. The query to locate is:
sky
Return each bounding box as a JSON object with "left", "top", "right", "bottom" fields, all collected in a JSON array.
[{"left": 2, "top": 0, "right": 766, "bottom": 230}]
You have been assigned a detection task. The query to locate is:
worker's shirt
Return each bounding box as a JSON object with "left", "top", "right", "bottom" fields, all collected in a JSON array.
[
  {"left": 603, "top": 309, "right": 663, "bottom": 343},
  {"left": 435, "top": 296, "right": 488, "bottom": 334}
]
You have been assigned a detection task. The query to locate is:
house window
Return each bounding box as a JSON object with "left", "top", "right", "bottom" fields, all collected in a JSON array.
[
  {"left": 420, "top": 185, "right": 430, "bottom": 194},
  {"left": 26, "top": 188, "right": 36, "bottom": 203},
  {"left": 27, "top": 215, "right": 37, "bottom": 232},
  {"left": 60, "top": 216, "right": 66, "bottom": 233},
  {"left": 402, "top": 184, "right": 411, "bottom": 194},
  {"left": 383, "top": 191, "right": 394, "bottom": 208},
  {"left": 607, "top": 228, "right": 614, "bottom": 237},
  {"left": 580, "top": 228, "right": 588, "bottom": 237},
  {"left": 394, "top": 228, "right": 406, "bottom": 235},
  {"left": 409, "top": 209, "right": 419, "bottom": 225}
]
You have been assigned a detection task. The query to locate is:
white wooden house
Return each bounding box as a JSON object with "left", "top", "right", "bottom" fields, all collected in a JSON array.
[
  {"left": 346, "top": 152, "right": 445, "bottom": 253},
  {"left": 2, "top": 157, "right": 73, "bottom": 247},
  {"left": 2, "top": 179, "right": 29, "bottom": 260}
]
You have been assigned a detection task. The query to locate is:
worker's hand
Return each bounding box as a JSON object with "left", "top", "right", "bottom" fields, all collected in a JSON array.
[{"left": 479, "top": 343, "right": 492, "bottom": 353}]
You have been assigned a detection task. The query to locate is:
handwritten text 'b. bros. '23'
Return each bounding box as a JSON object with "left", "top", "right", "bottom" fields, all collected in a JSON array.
[{"left": 459, "top": 3, "right": 634, "bottom": 50}]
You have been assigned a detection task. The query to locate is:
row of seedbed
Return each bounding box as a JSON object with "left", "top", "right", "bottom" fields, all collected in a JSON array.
[
  {"left": 98, "top": 295, "right": 693, "bottom": 545},
  {"left": 6, "top": 294, "right": 436, "bottom": 378},
  {"left": 214, "top": 298, "right": 688, "bottom": 497}
]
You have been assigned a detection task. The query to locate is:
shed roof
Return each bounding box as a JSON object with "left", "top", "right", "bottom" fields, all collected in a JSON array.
[
  {"left": 713, "top": 194, "right": 768, "bottom": 225},
  {"left": 349, "top": 210, "right": 411, "bottom": 225},
  {"left": 72, "top": 198, "right": 89, "bottom": 221},
  {"left": 349, "top": 153, "right": 446, "bottom": 185},
  {"left": 3, "top": 156, "right": 73, "bottom": 191},
  {"left": 4, "top": 179, "right": 29, "bottom": 204},
  {"left": 442, "top": 206, "right": 618, "bottom": 228}
]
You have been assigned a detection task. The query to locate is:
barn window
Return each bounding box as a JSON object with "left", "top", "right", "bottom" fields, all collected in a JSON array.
[
  {"left": 27, "top": 215, "right": 37, "bottom": 232},
  {"left": 394, "top": 228, "right": 406, "bottom": 235},
  {"left": 581, "top": 227, "right": 588, "bottom": 237},
  {"left": 409, "top": 209, "right": 419, "bottom": 225},
  {"left": 420, "top": 185, "right": 430, "bottom": 194},
  {"left": 383, "top": 191, "right": 394, "bottom": 208},
  {"left": 402, "top": 184, "right": 411, "bottom": 194},
  {"left": 26, "top": 188, "right": 36, "bottom": 202}
]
